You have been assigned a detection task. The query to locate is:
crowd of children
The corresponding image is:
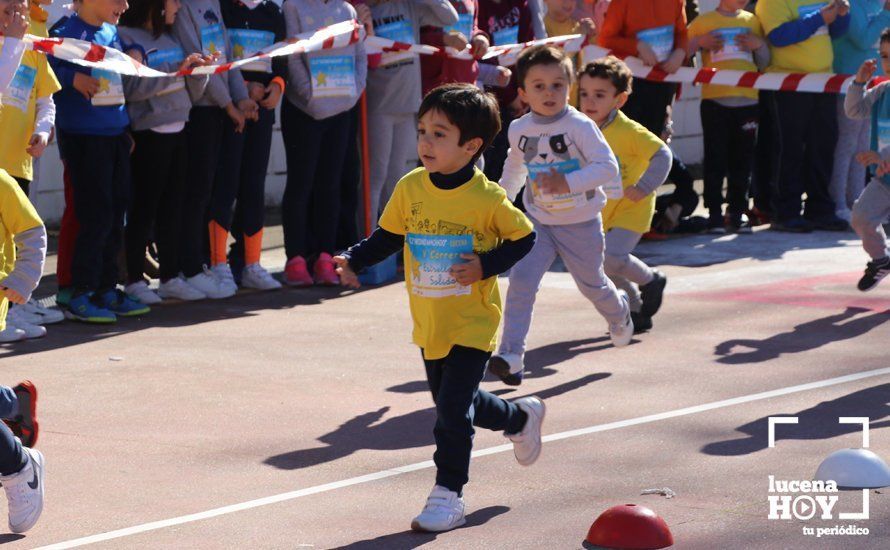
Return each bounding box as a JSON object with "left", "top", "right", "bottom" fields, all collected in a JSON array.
[{"left": 2, "top": 0, "right": 890, "bottom": 534}]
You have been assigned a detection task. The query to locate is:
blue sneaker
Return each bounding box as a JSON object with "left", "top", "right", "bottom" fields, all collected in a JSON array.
[
  {"left": 97, "top": 289, "right": 150, "bottom": 317},
  {"left": 67, "top": 293, "right": 116, "bottom": 324}
]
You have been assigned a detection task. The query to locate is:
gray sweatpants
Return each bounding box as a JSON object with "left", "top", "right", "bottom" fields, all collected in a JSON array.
[
  {"left": 830, "top": 95, "right": 870, "bottom": 221},
  {"left": 368, "top": 111, "right": 418, "bottom": 223},
  {"left": 851, "top": 179, "right": 890, "bottom": 260},
  {"left": 604, "top": 228, "right": 655, "bottom": 313},
  {"left": 498, "top": 216, "right": 628, "bottom": 357}
]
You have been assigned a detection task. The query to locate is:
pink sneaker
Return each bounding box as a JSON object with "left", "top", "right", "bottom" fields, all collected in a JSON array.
[
  {"left": 284, "top": 256, "right": 313, "bottom": 287},
  {"left": 313, "top": 253, "right": 340, "bottom": 286}
]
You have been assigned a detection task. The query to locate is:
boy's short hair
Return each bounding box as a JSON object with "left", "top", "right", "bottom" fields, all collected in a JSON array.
[
  {"left": 515, "top": 45, "right": 574, "bottom": 89},
  {"left": 418, "top": 83, "right": 501, "bottom": 161},
  {"left": 579, "top": 56, "right": 634, "bottom": 95},
  {"left": 881, "top": 28, "right": 890, "bottom": 44}
]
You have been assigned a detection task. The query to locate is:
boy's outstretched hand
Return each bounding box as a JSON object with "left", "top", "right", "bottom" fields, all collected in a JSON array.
[
  {"left": 450, "top": 253, "right": 482, "bottom": 286},
  {"left": 333, "top": 255, "right": 361, "bottom": 288},
  {"left": 1, "top": 286, "right": 25, "bottom": 305},
  {"left": 855, "top": 59, "right": 878, "bottom": 84}
]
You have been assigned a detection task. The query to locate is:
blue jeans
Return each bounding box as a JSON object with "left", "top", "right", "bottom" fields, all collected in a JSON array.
[{"left": 0, "top": 386, "right": 17, "bottom": 419}]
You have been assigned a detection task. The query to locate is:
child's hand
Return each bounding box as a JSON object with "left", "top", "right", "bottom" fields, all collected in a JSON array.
[
  {"left": 624, "top": 185, "right": 648, "bottom": 202},
  {"left": 450, "top": 253, "right": 482, "bottom": 286},
  {"left": 1, "top": 286, "right": 25, "bottom": 305},
  {"left": 73, "top": 73, "right": 100, "bottom": 100},
  {"left": 494, "top": 66, "right": 511, "bottom": 87},
  {"left": 260, "top": 81, "right": 283, "bottom": 110},
  {"left": 0, "top": 1, "right": 28, "bottom": 39},
  {"left": 237, "top": 98, "right": 259, "bottom": 122},
  {"left": 355, "top": 3, "right": 374, "bottom": 36},
  {"left": 697, "top": 31, "right": 725, "bottom": 52},
  {"left": 736, "top": 32, "right": 764, "bottom": 52},
  {"left": 126, "top": 48, "right": 144, "bottom": 64},
  {"left": 877, "top": 160, "right": 890, "bottom": 177},
  {"left": 856, "top": 150, "right": 882, "bottom": 166},
  {"left": 471, "top": 34, "right": 489, "bottom": 58},
  {"left": 579, "top": 18, "right": 596, "bottom": 40},
  {"left": 443, "top": 31, "right": 468, "bottom": 51},
  {"left": 837, "top": 0, "right": 850, "bottom": 16},
  {"left": 855, "top": 59, "right": 877, "bottom": 84},
  {"left": 225, "top": 102, "right": 246, "bottom": 133},
  {"left": 26, "top": 133, "right": 49, "bottom": 158},
  {"left": 247, "top": 82, "right": 265, "bottom": 102},
  {"left": 636, "top": 41, "right": 659, "bottom": 66},
  {"left": 333, "top": 255, "right": 361, "bottom": 288},
  {"left": 821, "top": 1, "right": 840, "bottom": 24},
  {"left": 660, "top": 49, "right": 686, "bottom": 74},
  {"left": 177, "top": 52, "right": 211, "bottom": 72},
  {"left": 537, "top": 168, "right": 571, "bottom": 195}
]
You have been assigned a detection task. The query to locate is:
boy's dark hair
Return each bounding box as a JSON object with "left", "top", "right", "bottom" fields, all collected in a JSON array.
[
  {"left": 120, "top": 0, "right": 168, "bottom": 39},
  {"left": 515, "top": 45, "right": 574, "bottom": 88},
  {"left": 418, "top": 83, "right": 501, "bottom": 161},
  {"left": 579, "top": 56, "right": 634, "bottom": 95},
  {"left": 882, "top": 28, "right": 890, "bottom": 44}
]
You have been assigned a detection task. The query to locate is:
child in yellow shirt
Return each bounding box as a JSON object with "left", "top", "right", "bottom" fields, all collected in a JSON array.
[{"left": 578, "top": 56, "right": 671, "bottom": 332}]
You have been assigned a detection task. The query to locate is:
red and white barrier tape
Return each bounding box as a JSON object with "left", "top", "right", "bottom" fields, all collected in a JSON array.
[{"left": 1, "top": 21, "right": 861, "bottom": 93}]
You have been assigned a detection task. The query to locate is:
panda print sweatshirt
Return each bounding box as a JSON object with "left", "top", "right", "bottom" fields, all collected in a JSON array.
[{"left": 499, "top": 106, "right": 622, "bottom": 226}]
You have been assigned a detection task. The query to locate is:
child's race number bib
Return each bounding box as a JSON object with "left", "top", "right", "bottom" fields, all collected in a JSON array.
[
  {"left": 229, "top": 28, "right": 275, "bottom": 73},
  {"left": 637, "top": 25, "right": 674, "bottom": 63},
  {"left": 710, "top": 27, "right": 754, "bottom": 64},
  {"left": 492, "top": 25, "right": 519, "bottom": 46},
  {"left": 91, "top": 68, "right": 125, "bottom": 106},
  {"left": 445, "top": 13, "right": 473, "bottom": 40},
  {"left": 527, "top": 159, "right": 587, "bottom": 211},
  {"left": 309, "top": 55, "right": 356, "bottom": 98},
  {"left": 799, "top": 3, "right": 828, "bottom": 37},
  {"left": 3, "top": 64, "right": 36, "bottom": 113},
  {"left": 374, "top": 20, "right": 415, "bottom": 66},
  {"left": 148, "top": 47, "right": 186, "bottom": 96},
  {"left": 406, "top": 233, "right": 473, "bottom": 298},
  {"left": 201, "top": 23, "right": 227, "bottom": 62}
]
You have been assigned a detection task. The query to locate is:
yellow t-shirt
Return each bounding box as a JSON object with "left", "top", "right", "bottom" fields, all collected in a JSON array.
[
  {"left": 0, "top": 169, "right": 43, "bottom": 331},
  {"left": 544, "top": 14, "right": 581, "bottom": 107},
  {"left": 379, "top": 167, "right": 533, "bottom": 360},
  {"left": 756, "top": 0, "right": 833, "bottom": 73},
  {"left": 688, "top": 10, "right": 763, "bottom": 101},
  {"left": 601, "top": 111, "right": 665, "bottom": 234},
  {"left": 0, "top": 16, "right": 61, "bottom": 181}
]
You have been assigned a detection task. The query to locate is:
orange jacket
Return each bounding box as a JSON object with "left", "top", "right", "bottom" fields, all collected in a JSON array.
[{"left": 597, "top": 0, "right": 688, "bottom": 58}]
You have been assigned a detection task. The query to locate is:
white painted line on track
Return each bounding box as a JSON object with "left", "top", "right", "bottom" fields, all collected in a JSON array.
[{"left": 37, "top": 366, "right": 890, "bottom": 549}]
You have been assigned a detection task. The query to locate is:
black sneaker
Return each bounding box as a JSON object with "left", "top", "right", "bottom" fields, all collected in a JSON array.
[
  {"left": 771, "top": 218, "right": 814, "bottom": 233},
  {"left": 630, "top": 311, "right": 653, "bottom": 333},
  {"left": 707, "top": 212, "right": 726, "bottom": 234},
  {"left": 726, "top": 213, "right": 753, "bottom": 234},
  {"left": 487, "top": 354, "right": 524, "bottom": 386},
  {"left": 639, "top": 271, "right": 667, "bottom": 317},
  {"left": 810, "top": 215, "right": 851, "bottom": 232},
  {"left": 858, "top": 257, "right": 890, "bottom": 292}
]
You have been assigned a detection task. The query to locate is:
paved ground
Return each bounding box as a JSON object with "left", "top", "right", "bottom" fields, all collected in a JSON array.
[{"left": 1, "top": 225, "right": 889, "bottom": 549}]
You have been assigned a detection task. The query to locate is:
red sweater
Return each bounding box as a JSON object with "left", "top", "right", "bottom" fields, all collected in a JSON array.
[
  {"left": 420, "top": 0, "right": 483, "bottom": 95},
  {"left": 597, "top": 0, "right": 688, "bottom": 58}
]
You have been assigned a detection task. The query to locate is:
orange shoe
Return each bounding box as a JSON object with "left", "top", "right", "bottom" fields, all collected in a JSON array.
[
  {"left": 4, "top": 381, "right": 38, "bottom": 448},
  {"left": 284, "top": 256, "right": 313, "bottom": 287},
  {"left": 313, "top": 253, "right": 340, "bottom": 286}
]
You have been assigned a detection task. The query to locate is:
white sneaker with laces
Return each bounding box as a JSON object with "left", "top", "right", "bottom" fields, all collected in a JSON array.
[
  {"left": 21, "top": 299, "right": 64, "bottom": 325},
  {"left": 410, "top": 485, "right": 466, "bottom": 532},
  {"left": 0, "top": 325, "right": 26, "bottom": 343},
  {"left": 1, "top": 447, "right": 44, "bottom": 533},
  {"left": 186, "top": 268, "right": 236, "bottom": 299},
  {"left": 8, "top": 305, "right": 41, "bottom": 326},
  {"left": 124, "top": 281, "right": 162, "bottom": 305},
  {"left": 608, "top": 291, "right": 634, "bottom": 348},
  {"left": 158, "top": 276, "right": 207, "bottom": 301},
  {"left": 210, "top": 264, "right": 239, "bottom": 294},
  {"left": 240, "top": 263, "right": 282, "bottom": 290},
  {"left": 7, "top": 310, "right": 46, "bottom": 340},
  {"left": 506, "top": 396, "right": 546, "bottom": 466}
]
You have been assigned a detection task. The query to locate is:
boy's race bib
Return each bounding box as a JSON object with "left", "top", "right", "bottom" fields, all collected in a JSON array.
[
  {"left": 799, "top": 3, "right": 828, "bottom": 37},
  {"left": 201, "top": 23, "right": 228, "bottom": 62},
  {"left": 406, "top": 233, "right": 473, "bottom": 298},
  {"left": 445, "top": 13, "right": 473, "bottom": 40},
  {"left": 637, "top": 25, "right": 674, "bottom": 62},
  {"left": 527, "top": 159, "right": 587, "bottom": 211},
  {"left": 3, "top": 64, "right": 36, "bottom": 113},
  {"left": 148, "top": 47, "right": 186, "bottom": 96},
  {"left": 492, "top": 25, "right": 519, "bottom": 46},
  {"left": 374, "top": 20, "right": 415, "bottom": 66},
  {"left": 229, "top": 28, "right": 275, "bottom": 73},
  {"left": 309, "top": 55, "right": 356, "bottom": 98},
  {"left": 91, "top": 68, "right": 125, "bottom": 106},
  {"left": 710, "top": 27, "right": 754, "bottom": 63}
]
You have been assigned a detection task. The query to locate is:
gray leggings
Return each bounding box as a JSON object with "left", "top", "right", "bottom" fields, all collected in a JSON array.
[
  {"left": 604, "top": 228, "right": 655, "bottom": 313},
  {"left": 851, "top": 179, "right": 890, "bottom": 260}
]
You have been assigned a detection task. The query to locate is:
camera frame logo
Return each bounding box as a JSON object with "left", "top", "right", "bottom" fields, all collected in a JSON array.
[{"left": 766, "top": 416, "right": 872, "bottom": 539}]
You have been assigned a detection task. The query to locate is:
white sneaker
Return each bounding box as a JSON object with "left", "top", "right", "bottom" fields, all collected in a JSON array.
[
  {"left": 186, "top": 268, "right": 236, "bottom": 299},
  {"left": 487, "top": 352, "right": 525, "bottom": 386},
  {"left": 7, "top": 310, "right": 46, "bottom": 340},
  {"left": 124, "top": 281, "right": 162, "bottom": 305},
  {"left": 0, "top": 325, "right": 26, "bottom": 343},
  {"left": 506, "top": 396, "right": 546, "bottom": 466},
  {"left": 210, "top": 264, "right": 239, "bottom": 295},
  {"left": 608, "top": 291, "right": 634, "bottom": 348},
  {"left": 8, "top": 305, "right": 41, "bottom": 326},
  {"left": 240, "top": 263, "right": 282, "bottom": 291},
  {"left": 20, "top": 299, "right": 65, "bottom": 325},
  {"left": 158, "top": 276, "right": 207, "bottom": 301},
  {"left": 410, "top": 486, "right": 466, "bottom": 532},
  {"left": 1, "top": 447, "right": 44, "bottom": 533}
]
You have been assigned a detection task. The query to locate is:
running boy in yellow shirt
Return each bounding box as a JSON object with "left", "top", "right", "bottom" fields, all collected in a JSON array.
[
  {"left": 334, "top": 83, "right": 544, "bottom": 533},
  {"left": 579, "top": 56, "right": 671, "bottom": 332}
]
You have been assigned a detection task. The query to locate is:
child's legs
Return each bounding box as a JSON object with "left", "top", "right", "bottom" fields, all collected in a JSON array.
[
  {"left": 752, "top": 91, "right": 775, "bottom": 214},
  {"left": 368, "top": 110, "right": 395, "bottom": 223},
  {"left": 182, "top": 107, "right": 225, "bottom": 277},
  {"left": 770, "top": 91, "right": 811, "bottom": 222},
  {"left": 281, "top": 100, "right": 324, "bottom": 259},
  {"left": 0, "top": 422, "right": 27, "bottom": 476},
  {"left": 801, "top": 93, "right": 839, "bottom": 221},
  {"left": 831, "top": 95, "right": 859, "bottom": 219},
  {"left": 99, "top": 134, "right": 132, "bottom": 290},
  {"left": 851, "top": 179, "right": 890, "bottom": 260},
  {"left": 554, "top": 218, "right": 627, "bottom": 325},
  {"left": 498, "top": 221, "right": 558, "bottom": 356},
  {"left": 309, "top": 110, "right": 352, "bottom": 256},
  {"left": 126, "top": 131, "right": 174, "bottom": 283},
  {"left": 423, "top": 345, "right": 525, "bottom": 493},
  {"left": 237, "top": 107, "right": 275, "bottom": 263},
  {"left": 604, "top": 228, "right": 650, "bottom": 312},
  {"left": 620, "top": 79, "right": 675, "bottom": 136},
  {"left": 700, "top": 100, "right": 730, "bottom": 215},
  {"left": 0, "top": 386, "right": 16, "bottom": 419},
  {"left": 383, "top": 114, "right": 418, "bottom": 214},
  {"left": 848, "top": 118, "right": 871, "bottom": 209},
  {"left": 156, "top": 132, "right": 189, "bottom": 281},
  {"left": 337, "top": 106, "right": 362, "bottom": 250},
  {"left": 726, "top": 103, "right": 758, "bottom": 215},
  {"left": 207, "top": 116, "right": 247, "bottom": 266},
  {"left": 56, "top": 161, "right": 78, "bottom": 289}
]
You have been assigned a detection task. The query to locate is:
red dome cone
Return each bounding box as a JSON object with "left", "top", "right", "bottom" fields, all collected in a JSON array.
[{"left": 585, "top": 504, "right": 674, "bottom": 549}]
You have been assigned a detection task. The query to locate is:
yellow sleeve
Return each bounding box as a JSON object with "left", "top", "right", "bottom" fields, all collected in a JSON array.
[
  {"left": 756, "top": 0, "right": 793, "bottom": 35},
  {"left": 0, "top": 171, "right": 42, "bottom": 236},
  {"left": 490, "top": 191, "right": 533, "bottom": 242},
  {"left": 36, "top": 56, "right": 61, "bottom": 98},
  {"left": 378, "top": 178, "right": 407, "bottom": 236}
]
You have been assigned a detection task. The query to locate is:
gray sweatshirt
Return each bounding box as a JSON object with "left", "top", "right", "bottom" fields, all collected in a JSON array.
[
  {"left": 367, "top": 0, "right": 457, "bottom": 114},
  {"left": 283, "top": 0, "right": 368, "bottom": 120},
  {"left": 172, "top": 0, "right": 249, "bottom": 108},
  {"left": 119, "top": 27, "right": 210, "bottom": 131}
]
